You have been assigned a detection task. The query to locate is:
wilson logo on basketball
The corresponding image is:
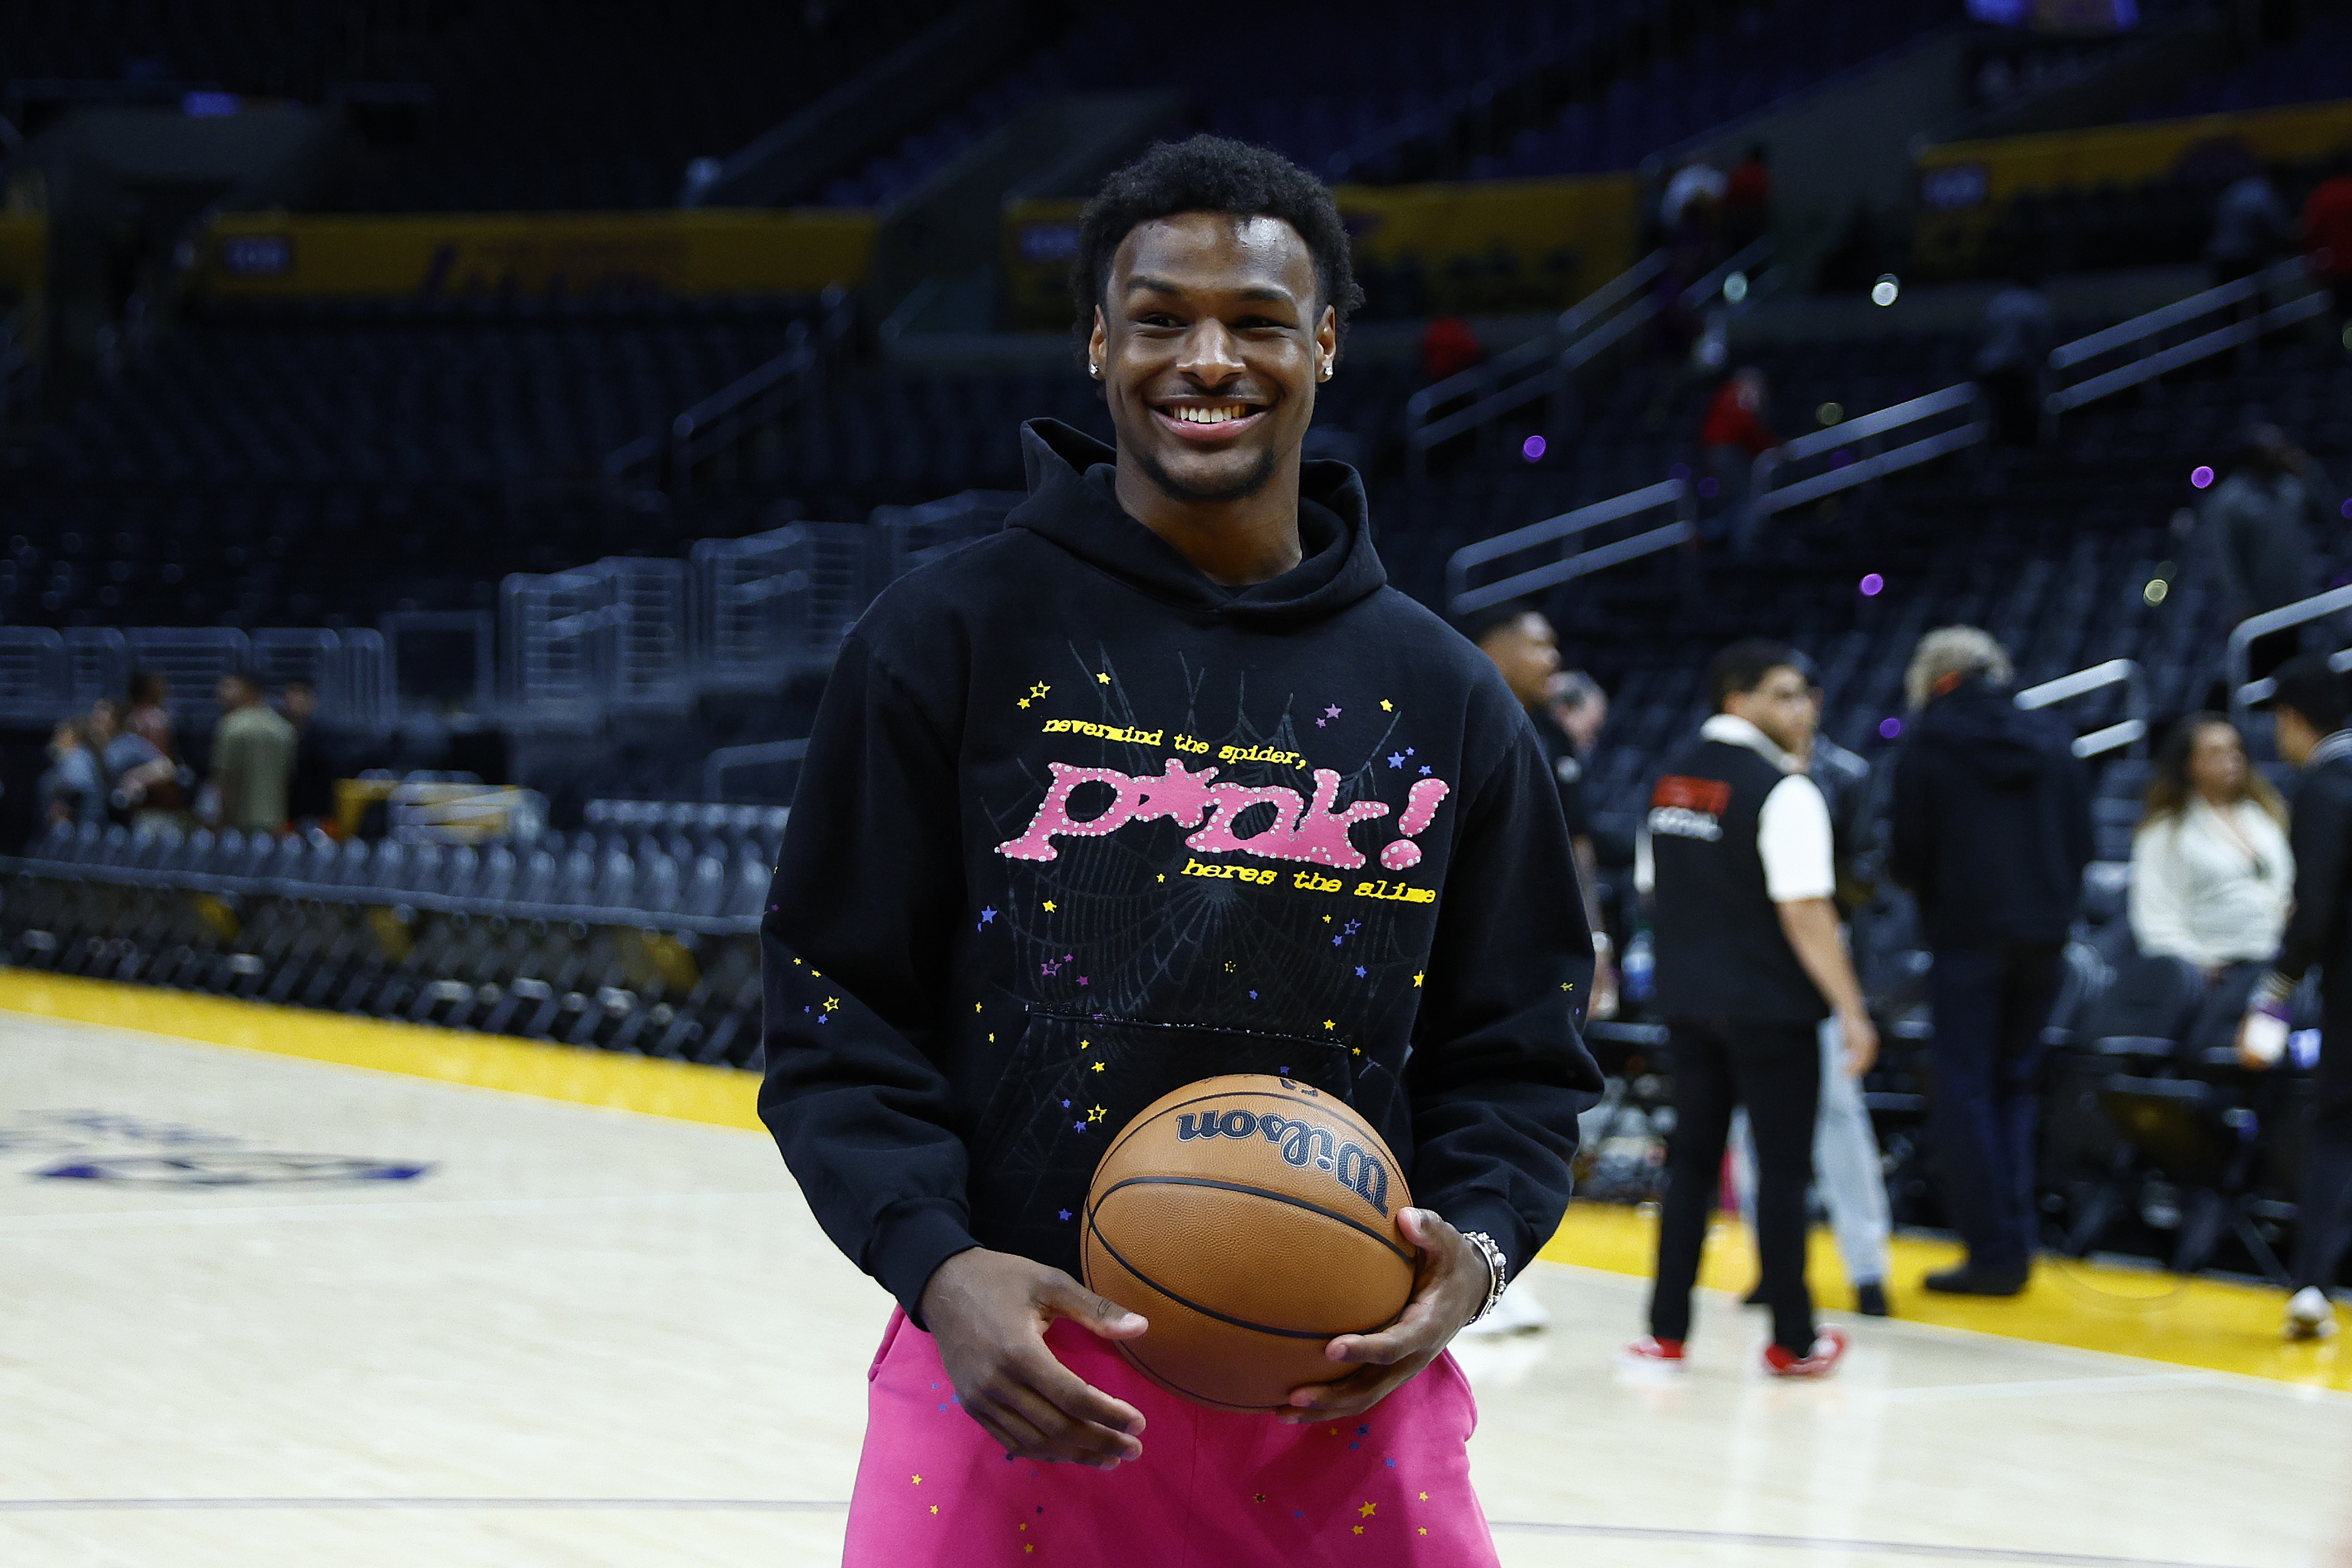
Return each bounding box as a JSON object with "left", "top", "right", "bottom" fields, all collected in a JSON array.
[{"left": 1173, "top": 1108, "right": 1390, "bottom": 1216}]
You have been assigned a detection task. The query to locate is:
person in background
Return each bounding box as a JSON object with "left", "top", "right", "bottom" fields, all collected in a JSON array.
[
  {"left": 1468, "top": 605, "right": 1616, "bottom": 1021},
  {"left": 1699, "top": 367, "right": 1778, "bottom": 555},
  {"left": 93, "top": 697, "right": 182, "bottom": 831},
  {"left": 2199, "top": 423, "right": 2330, "bottom": 682},
  {"left": 1549, "top": 668, "right": 1632, "bottom": 864},
  {"left": 1625, "top": 640, "right": 1876, "bottom": 1377},
  {"left": 281, "top": 679, "right": 338, "bottom": 830},
  {"left": 1722, "top": 143, "right": 1771, "bottom": 253},
  {"left": 40, "top": 717, "right": 107, "bottom": 829},
  {"left": 120, "top": 672, "right": 189, "bottom": 823},
  {"left": 2300, "top": 153, "right": 2352, "bottom": 332},
  {"left": 1974, "top": 266, "right": 2055, "bottom": 447},
  {"left": 2209, "top": 170, "right": 2293, "bottom": 286},
  {"left": 126, "top": 669, "right": 175, "bottom": 758},
  {"left": 1890, "top": 627, "right": 2092, "bottom": 1297},
  {"left": 2235, "top": 656, "right": 2352, "bottom": 1342},
  {"left": 2129, "top": 713, "right": 2292, "bottom": 1058},
  {"left": 210, "top": 672, "right": 297, "bottom": 836},
  {"left": 1732, "top": 680, "right": 1894, "bottom": 1317}
]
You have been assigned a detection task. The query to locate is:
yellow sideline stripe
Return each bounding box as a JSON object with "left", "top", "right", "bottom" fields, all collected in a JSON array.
[
  {"left": 0, "top": 970, "right": 763, "bottom": 1132},
  {"left": 9, "top": 971, "right": 2345, "bottom": 1390},
  {"left": 1541, "top": 1199, "right": 2352, "bottom": 1394}
]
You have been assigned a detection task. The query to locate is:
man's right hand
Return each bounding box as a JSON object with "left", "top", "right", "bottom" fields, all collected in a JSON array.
[
  {"left": 917, "top": 1248, "right": 1150, "bottom": 1469},
  {"left": 1839, "top": 1005, "right": 1880, "bottom": 1079}
]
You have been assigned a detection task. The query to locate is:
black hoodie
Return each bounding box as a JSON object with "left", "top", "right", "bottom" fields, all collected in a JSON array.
[
  {"left": 759, "top": 420, "right": 1601, "bottom": 1323},
  {"left": 1888, "top": 675, "right": 2093, "bottom": 949}
]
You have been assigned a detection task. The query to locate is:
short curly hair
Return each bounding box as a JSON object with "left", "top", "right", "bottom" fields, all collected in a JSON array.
[{"left": 1072, "top": 134, "right": 1364, "bottom": 348}]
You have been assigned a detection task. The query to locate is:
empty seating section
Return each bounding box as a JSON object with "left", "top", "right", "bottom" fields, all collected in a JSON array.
[
  {"left": 1, "top": 800, "right": 789, "bottom": 1063},
  {"left": 2130, "top": 15, "right": 2352, "bottom": 120},
  {"left": 1, "top": 1, "right": 959, "bottom": 210},
  {"left": 1474, "top": 0, "right": 1957, "bottom": 180}
]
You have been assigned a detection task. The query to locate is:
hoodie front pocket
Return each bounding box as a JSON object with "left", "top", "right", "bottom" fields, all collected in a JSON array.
[{"left": 964, "top": 1011, "right": 1353, "bottom": 1277}]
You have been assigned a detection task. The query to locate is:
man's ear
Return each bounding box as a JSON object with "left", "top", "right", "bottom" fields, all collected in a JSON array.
[
  {"left": 1314, "top": 305, "right": 1337, "bottom": 379},
  {"left": 1087, "top": 307, "right": 1108, "bottom": 383}
]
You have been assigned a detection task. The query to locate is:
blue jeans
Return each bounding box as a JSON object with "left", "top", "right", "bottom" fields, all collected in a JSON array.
[{"left": 1929, "top": 943, "right": 2066, "bottom": 1270}]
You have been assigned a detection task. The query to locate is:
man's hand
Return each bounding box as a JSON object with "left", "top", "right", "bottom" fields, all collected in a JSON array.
[
  {"left": 1278, "top": 1207, "right": 1489, "bottom": 1425},
  {"left": 918, "top": 1248, "right": 1148, "bottom": 1469},
  {"left": 1839, "top": 1004, "right": 1879, "bottom": 1078}
]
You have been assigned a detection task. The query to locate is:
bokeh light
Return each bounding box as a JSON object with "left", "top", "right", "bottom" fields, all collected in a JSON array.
[
  {"left": 1669, "top": 462, "right": 1692, "bottom": 481},
  {"left": 1858, "top": 573, "right": 1884, "bottom": 596},
  {"left": 1878, "top": 717, "right": 1903, "bottom": 739},
  {"left": 2143, "top": 578, "right": 2169, "bottom": 606},
  {"left": 1816, "top": 401, "right": 1844, "bottom": 427},
  {"left": 1723, "top": 271, "right": 1749, "bottom": 303},
  {"left": 1697, "top": 476, "right": 1720, "bottom": 498},
  {"left": 1521, "top": 434, "right": 1546, "bottom": 462},
  {"left": 2190, "top": 465, "right": 2214, "bottom": 488},
  {"left": 1870, "top": 274, "right": 1900, "bottom": 307},
  {"left": 2342, "top": 499, "right": 2351, "bottom": 520}
]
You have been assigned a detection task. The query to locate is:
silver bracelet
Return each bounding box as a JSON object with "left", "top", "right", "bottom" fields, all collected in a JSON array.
[{"left": 1460, "top": 1230, "right": 1508, "bottom": 1324}]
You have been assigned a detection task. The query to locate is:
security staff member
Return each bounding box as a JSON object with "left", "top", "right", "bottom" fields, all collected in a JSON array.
[
  {"left": 2239, "top": 655, "right": 2352, "bottom": 1342},
  {"left": 1625, "top": 640, "right": 1878, "bottom": 1376}
]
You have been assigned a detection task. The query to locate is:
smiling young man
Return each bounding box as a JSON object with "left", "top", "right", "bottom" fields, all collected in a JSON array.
[{"left": 759, "top": 136, "right": 1601, "bottom": 1565}]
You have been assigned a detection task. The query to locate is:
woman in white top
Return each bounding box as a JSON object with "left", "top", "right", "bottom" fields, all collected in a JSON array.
[{"left": 2129, "top": 713, "right": 2293, "bottom": 1054}]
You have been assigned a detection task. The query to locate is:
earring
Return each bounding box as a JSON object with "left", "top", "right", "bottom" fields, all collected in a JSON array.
[{"left": 1089, "top": 362, "right": 1101, "bottom": 379}]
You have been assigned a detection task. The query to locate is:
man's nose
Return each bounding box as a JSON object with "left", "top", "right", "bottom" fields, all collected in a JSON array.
[{"left": 1175, "top": 320, "right": 1245, "bottom": 383}]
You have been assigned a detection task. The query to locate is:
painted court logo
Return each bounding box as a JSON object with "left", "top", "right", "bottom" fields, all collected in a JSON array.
[{"left": 1175, "top": 1107, "right": 1390, "bottom": 1216}]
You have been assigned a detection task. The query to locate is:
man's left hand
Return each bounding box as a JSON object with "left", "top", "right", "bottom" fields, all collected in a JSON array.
[{"left": 1278, "top": 1207, "right": 1489, "bottom": 1424}]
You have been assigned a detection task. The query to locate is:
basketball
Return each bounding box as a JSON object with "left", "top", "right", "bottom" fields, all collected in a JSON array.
[{"left": 1081, "top": 1074, "right": 1417, "bottom": 1412}]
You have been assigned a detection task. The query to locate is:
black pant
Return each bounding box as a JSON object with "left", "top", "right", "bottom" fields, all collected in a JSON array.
[
  {"left": 2295, "top": 1004, "right": 2352, "bottom": 1292},
  {"left": 1929, "top": 942, "right": 2066, "bottom": 1270},
  {"left": 1651, "top": 1017, "right": 1822, "bottom": 1354}
]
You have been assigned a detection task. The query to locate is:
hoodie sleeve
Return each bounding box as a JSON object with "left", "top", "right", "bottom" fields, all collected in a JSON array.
[
  {"left": 1405, "top": 720, "right": 1604, "bottom": 1281},
  {"left": 758, "top": 630, "right": 979, "bottom": 1324}
]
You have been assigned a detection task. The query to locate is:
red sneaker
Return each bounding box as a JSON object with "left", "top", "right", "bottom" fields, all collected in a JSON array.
[
  {"left": 1762, "top": 1324, "right": 1849, "bottom": 1378},
  {"left": 1616, "top": 1335, "right": 1687, "bottom": 1368}
]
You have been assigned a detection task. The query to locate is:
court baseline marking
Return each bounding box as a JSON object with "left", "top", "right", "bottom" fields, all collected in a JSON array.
[{"left": 0, "top": 1498, "right": 2251, "bottom": 1566}]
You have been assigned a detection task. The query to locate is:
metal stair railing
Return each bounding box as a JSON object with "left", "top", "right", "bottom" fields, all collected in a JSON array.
[
  {"left": 1750, "top": 383, "right": 1986, "bottom": 521},
  {"left": 603, "top": 295, "right": 854, "bottom": 496},
  {"left": 2015, "top": 657, "right": 2147, "bottom": 759},
  {"left": 0, "top": 627, "right": 67, "bottom": 724},
  {"left": 124, "top": 628, "right": 251, "bottom": 721},
  {"left": 2047, "top": 256, "right": 2328, "bottom": 414},
  {"left": 2226, "top": 585, "right": 2352, "bottom": 726},
  {"left": 500, "top": 570, "right": 617, "bottom": 715},
  {"left": 1444, "top": 479, "right": 1694, "bottom": 615},
  {"left": 1405, "top": 239, "right": 1773, "bottom": 481}
]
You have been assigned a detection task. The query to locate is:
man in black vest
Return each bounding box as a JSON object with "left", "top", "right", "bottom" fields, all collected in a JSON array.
[
  {"left": 1626, "top": 640, "right": 1878, "bottom": 1376},
  {"left": 2239, "top": 655, "right": 2352, "bottom": 1341}
]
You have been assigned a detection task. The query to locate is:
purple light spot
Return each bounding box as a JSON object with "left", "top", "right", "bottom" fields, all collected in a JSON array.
[
  {"left": 1250, "top": 990, "right": 1259, "bottom": 999},
  {"left": 1858, "top": 572, "right": 1884, "bottom": 596},
  {"left": 1879, "top": 717, "right": 1903, "bottom": 739},
  {"left": 1668, "top": 462, "right": 1692, "bottom": 481},
  {"left": 2341, "top": 499, "right": 2351, "bottom": 520},
  {"left": 1521, "top": 435, "right": 1547, "bottom": 462},
  {"left": 1698, "top": 476, "right": 1720, "bottom": 498},
  {"left": 1830, "top": 449, "right": 1854, "bottom": 468},
  {"left": 2191, "top": 465, "right": 2215, "bottom": 489}
]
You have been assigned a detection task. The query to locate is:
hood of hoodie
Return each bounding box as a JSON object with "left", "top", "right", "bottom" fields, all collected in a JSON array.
[
  {"left": 1007, "top": 417, "right": 1387, "bottom": 628},
  {"left": 1917, "top": 675, "right": 2057, "bottom": 787}
]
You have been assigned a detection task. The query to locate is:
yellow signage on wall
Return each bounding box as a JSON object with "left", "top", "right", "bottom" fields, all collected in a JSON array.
[
  {"left": 1915, "top": 97, "right": 2352, "bottom": 277},
  {"left": 1003, "top": 173, "right": 1642, "bottom": 329},
  {"left": 197, "top": 209, "right": 876, "bottom": 300}
]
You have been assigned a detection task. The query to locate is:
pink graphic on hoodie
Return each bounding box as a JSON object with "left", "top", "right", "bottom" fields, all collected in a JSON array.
[{"left": 996, "top": 760, "right": 1439, "bottom": 871}]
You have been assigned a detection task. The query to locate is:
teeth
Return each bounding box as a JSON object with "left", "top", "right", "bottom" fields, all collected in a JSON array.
[{"left": 1174, "top": 406, "right": 1248, "bottom": 424}]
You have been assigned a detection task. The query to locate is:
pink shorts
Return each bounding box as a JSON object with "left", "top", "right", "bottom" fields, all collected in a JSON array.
[{"left": 842, "top": 1309, "right": 1498, "bottom": 1568}]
